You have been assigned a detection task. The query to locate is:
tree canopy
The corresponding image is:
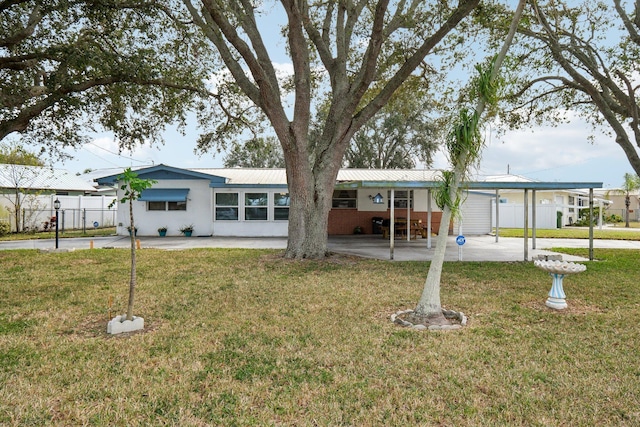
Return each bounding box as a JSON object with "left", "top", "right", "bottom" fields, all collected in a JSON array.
[
  {"left": 0, "top": 0, "right": 207, "bottom": 155},
  {"left": 344, "top": 82, "right": 441, "bottom": 169},
  {"left": 0, "top": 142, "right": 44, "bottom": 166},
  {"left": 224, "top": 136, "right": 285, "bottom": 168},
  {"left": 498, "top": 0, "right": 640, "bottom": 177}
]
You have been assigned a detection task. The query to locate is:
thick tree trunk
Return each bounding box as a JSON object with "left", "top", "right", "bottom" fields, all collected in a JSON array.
[{"left": 284, "top": 162, "right": 337, "bottom": 259}]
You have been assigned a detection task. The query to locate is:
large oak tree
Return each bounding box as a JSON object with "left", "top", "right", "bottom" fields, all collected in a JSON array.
[{"left": 182, "top": 0, "right": 481, "bottom": 259}]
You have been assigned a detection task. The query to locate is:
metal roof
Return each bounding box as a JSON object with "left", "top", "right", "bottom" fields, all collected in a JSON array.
[
  {"left": 336, "top": 171, "right": 602, "bottom": 190},
  {"left": 0, "top": 164, "right": 96, "bottom": 192},
  {"left": 94, "top": 165, "right": 602, "bottom": 191},
  {"left": 191, "top": 168, "right": 444, "bottom": 186},
  {"left": 193, "top": 168, "right": 288, "bottom": 185}
]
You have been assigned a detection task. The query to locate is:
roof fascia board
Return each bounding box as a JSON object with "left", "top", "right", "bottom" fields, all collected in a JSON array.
[{"left": 96, "top": 164, "right": 227, "bottom": 186}]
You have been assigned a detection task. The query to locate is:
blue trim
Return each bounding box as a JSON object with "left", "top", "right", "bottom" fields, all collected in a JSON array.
[
  {"left": 139, "top": 188, "right": 189, "bottom": 202},
  {"left": 95, "top": 164, "right": 226, "bottom": 185}
]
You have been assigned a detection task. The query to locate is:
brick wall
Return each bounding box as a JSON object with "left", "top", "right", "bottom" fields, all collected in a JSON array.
[{"left": 328, "top": 209, "right": 448, "bottom": 235}]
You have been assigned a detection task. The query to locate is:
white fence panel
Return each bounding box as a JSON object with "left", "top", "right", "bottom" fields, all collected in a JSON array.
[{"left": 491, "top": 201, "right": 558, "bottom": 229}]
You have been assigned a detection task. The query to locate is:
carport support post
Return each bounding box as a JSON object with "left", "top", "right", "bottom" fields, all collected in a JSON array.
[
  {"left": 406, "top": 191, "right": 410, "bottom": 242},
  {"left": 495, "top": 189, "right": 500, "bottom": 243},
  {"left": 532, "top": 190, "right": 537, "bottom": 250},
  {"left": 589, "top": 188, "right": 594, "bottom": 260},
  {"left": 427, "top": 189, "right": 432, "bottom": 249},
  {"left": 390, "top": 189, "right": 395, "bottom": 260},
  {"left": 524, "top": 188, "right": 529, "bottom": 262}
]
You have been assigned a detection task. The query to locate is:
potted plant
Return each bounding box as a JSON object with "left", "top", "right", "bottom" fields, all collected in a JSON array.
[
  {"left": 107, "top": 168, "right": 156, "bottom": 335},
  {"left": 127, "top": 225, "right": 137, "bottom": 236},
  {"left": 180, "top": 224, "right": 194, "bottom": 237},
  {"left": 157, "top": 226, "right": 167, "bottom": 237}
]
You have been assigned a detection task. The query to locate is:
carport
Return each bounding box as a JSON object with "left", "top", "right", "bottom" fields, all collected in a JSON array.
[{"left": 335, "top": 178, "right": 603, "bottom": 261}]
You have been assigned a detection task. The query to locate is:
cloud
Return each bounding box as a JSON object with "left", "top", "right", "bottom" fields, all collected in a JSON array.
[
  {"left": 273, "top": 62, "right": 294, "bottom": 77},
  {"left": 478, "top": 119, "right": 621, "bottom": 178}
]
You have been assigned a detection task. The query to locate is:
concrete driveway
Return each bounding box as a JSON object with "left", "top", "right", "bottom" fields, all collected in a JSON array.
[{"left": 1, "top": 234, "right": 638, "bottom": 262}]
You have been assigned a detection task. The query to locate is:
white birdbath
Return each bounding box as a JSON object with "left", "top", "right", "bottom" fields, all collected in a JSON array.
[{"left": 534, "top": 260, "right": 586, "bottom": 310}]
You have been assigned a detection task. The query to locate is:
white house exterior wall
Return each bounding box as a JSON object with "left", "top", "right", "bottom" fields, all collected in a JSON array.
[
  {"left": 357, "top": 190, "right": 387, "bottom": 212},
  {"left": 117, "top": 179, "right": 212, "bottom": 236},
  {"left": 413, "top": 189, "right": 438, "bottom": 213}
]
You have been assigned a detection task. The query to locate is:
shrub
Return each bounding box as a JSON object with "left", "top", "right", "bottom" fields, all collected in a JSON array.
[
  {"left": 606, "top": 214, "right": 623, "bottom": 223},
  {"left": 0, "top": 221, "right": 10, "bottom": 236}
]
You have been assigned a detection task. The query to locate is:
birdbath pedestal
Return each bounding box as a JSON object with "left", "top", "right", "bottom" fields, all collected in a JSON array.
[{"left": 534, "top": 260, "right": 586, "bottom": 310}]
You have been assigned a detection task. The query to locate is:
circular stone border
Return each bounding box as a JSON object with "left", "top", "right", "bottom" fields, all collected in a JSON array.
[{"left": 391, "top": 308, "right": 468, "bottom": 331}]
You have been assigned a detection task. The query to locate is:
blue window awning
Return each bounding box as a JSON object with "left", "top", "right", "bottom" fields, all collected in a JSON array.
[{"left": 139, "top": 188, "right": 189, "bottom": 202}]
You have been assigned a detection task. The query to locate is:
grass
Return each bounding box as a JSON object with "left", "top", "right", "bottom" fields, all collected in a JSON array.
[
  {"left": 611, "top": 221, "right": 640, "bottom": 228},
  {"left": 1, "top": 247, "right": 639, "bottom": 425},
  {"left": 495, "top": 227, "right": 640, "bottom": 240},
  {"left": 0, "top": 226, "right": 116, "bottom": 241}
]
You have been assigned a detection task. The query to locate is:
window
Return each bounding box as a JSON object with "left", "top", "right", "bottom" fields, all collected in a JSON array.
[
  {"left": 148, "top": 201, "right": 166, "bottom": 211},
  {"left": 274, "top": 193, "right": 290, "bottom": 220},
  {"left": 147, "top": 201, "right": 187, "bottom": 211},
  {"left": 141, "top": 188, "right": 189, "bottom": 211},
  {"left": 568, "top": 196, "right": 575, "bottom": 213},
  {"left": 332, "top": 190, "right": 357, "bottom": 208},
  {"left": 388, "top": 190, "right": 413, "bottom": 209},
  {"left": 216, "top": 193, "right": 238, "bottom": 220},
  {"left": 245, "top": 192, "right": 268, "bottom": 220},
  {"left": 168, "top": 201, "right": 187, "bottom": 211}
]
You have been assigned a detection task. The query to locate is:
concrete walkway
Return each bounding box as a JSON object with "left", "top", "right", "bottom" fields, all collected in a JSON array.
[{"left": 1, "top": 234, "right": 638, "bottom": 262}]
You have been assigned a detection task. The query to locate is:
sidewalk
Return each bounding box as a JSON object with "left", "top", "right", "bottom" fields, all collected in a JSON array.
[{"left": 1, "top": 234, "right": 638, "bottom": 262}]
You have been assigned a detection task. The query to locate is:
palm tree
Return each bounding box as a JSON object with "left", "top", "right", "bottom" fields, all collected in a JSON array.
[
  {"left": 621, "top": 173, "right": 640, "bottom": 227},
  {"left": 412, "top": 0, "right": 527, "bottom": 326}
]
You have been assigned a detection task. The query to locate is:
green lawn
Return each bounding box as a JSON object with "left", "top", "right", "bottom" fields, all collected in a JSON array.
[
  {"left": 0, "top": 226, "right": 116, "bottom": 241},
  {"left": 1, "top": 247, "right": 639, "bottom": 425},
  {"left": 495, "top": 227, "right": 640, "bottom": 240}
]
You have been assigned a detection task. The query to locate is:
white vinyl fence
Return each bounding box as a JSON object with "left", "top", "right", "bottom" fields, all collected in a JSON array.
[
  {"left": 1, "top": 194, "right": 116, "bottom": 232},
  {"left": 491, "top": 201, "right": 559, "bottom": 229}
]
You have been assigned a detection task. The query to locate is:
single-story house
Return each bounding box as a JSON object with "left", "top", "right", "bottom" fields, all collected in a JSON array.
[{"left": 96, "top": 164, "right": 603, "bottom": 240}]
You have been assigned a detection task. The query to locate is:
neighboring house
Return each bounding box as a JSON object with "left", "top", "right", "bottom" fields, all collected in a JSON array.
[
  {"left": 0, "top": 163, "right": 107, "bottom": 231},
  {"left": 483, "top": 174, "right": 606, "bottom": 227},
  {"left": 594, "top": 188, "right": 640, "bottom": 222},
  {"left": 96, "top": 164, "right": 603, "bottom": 237}
]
